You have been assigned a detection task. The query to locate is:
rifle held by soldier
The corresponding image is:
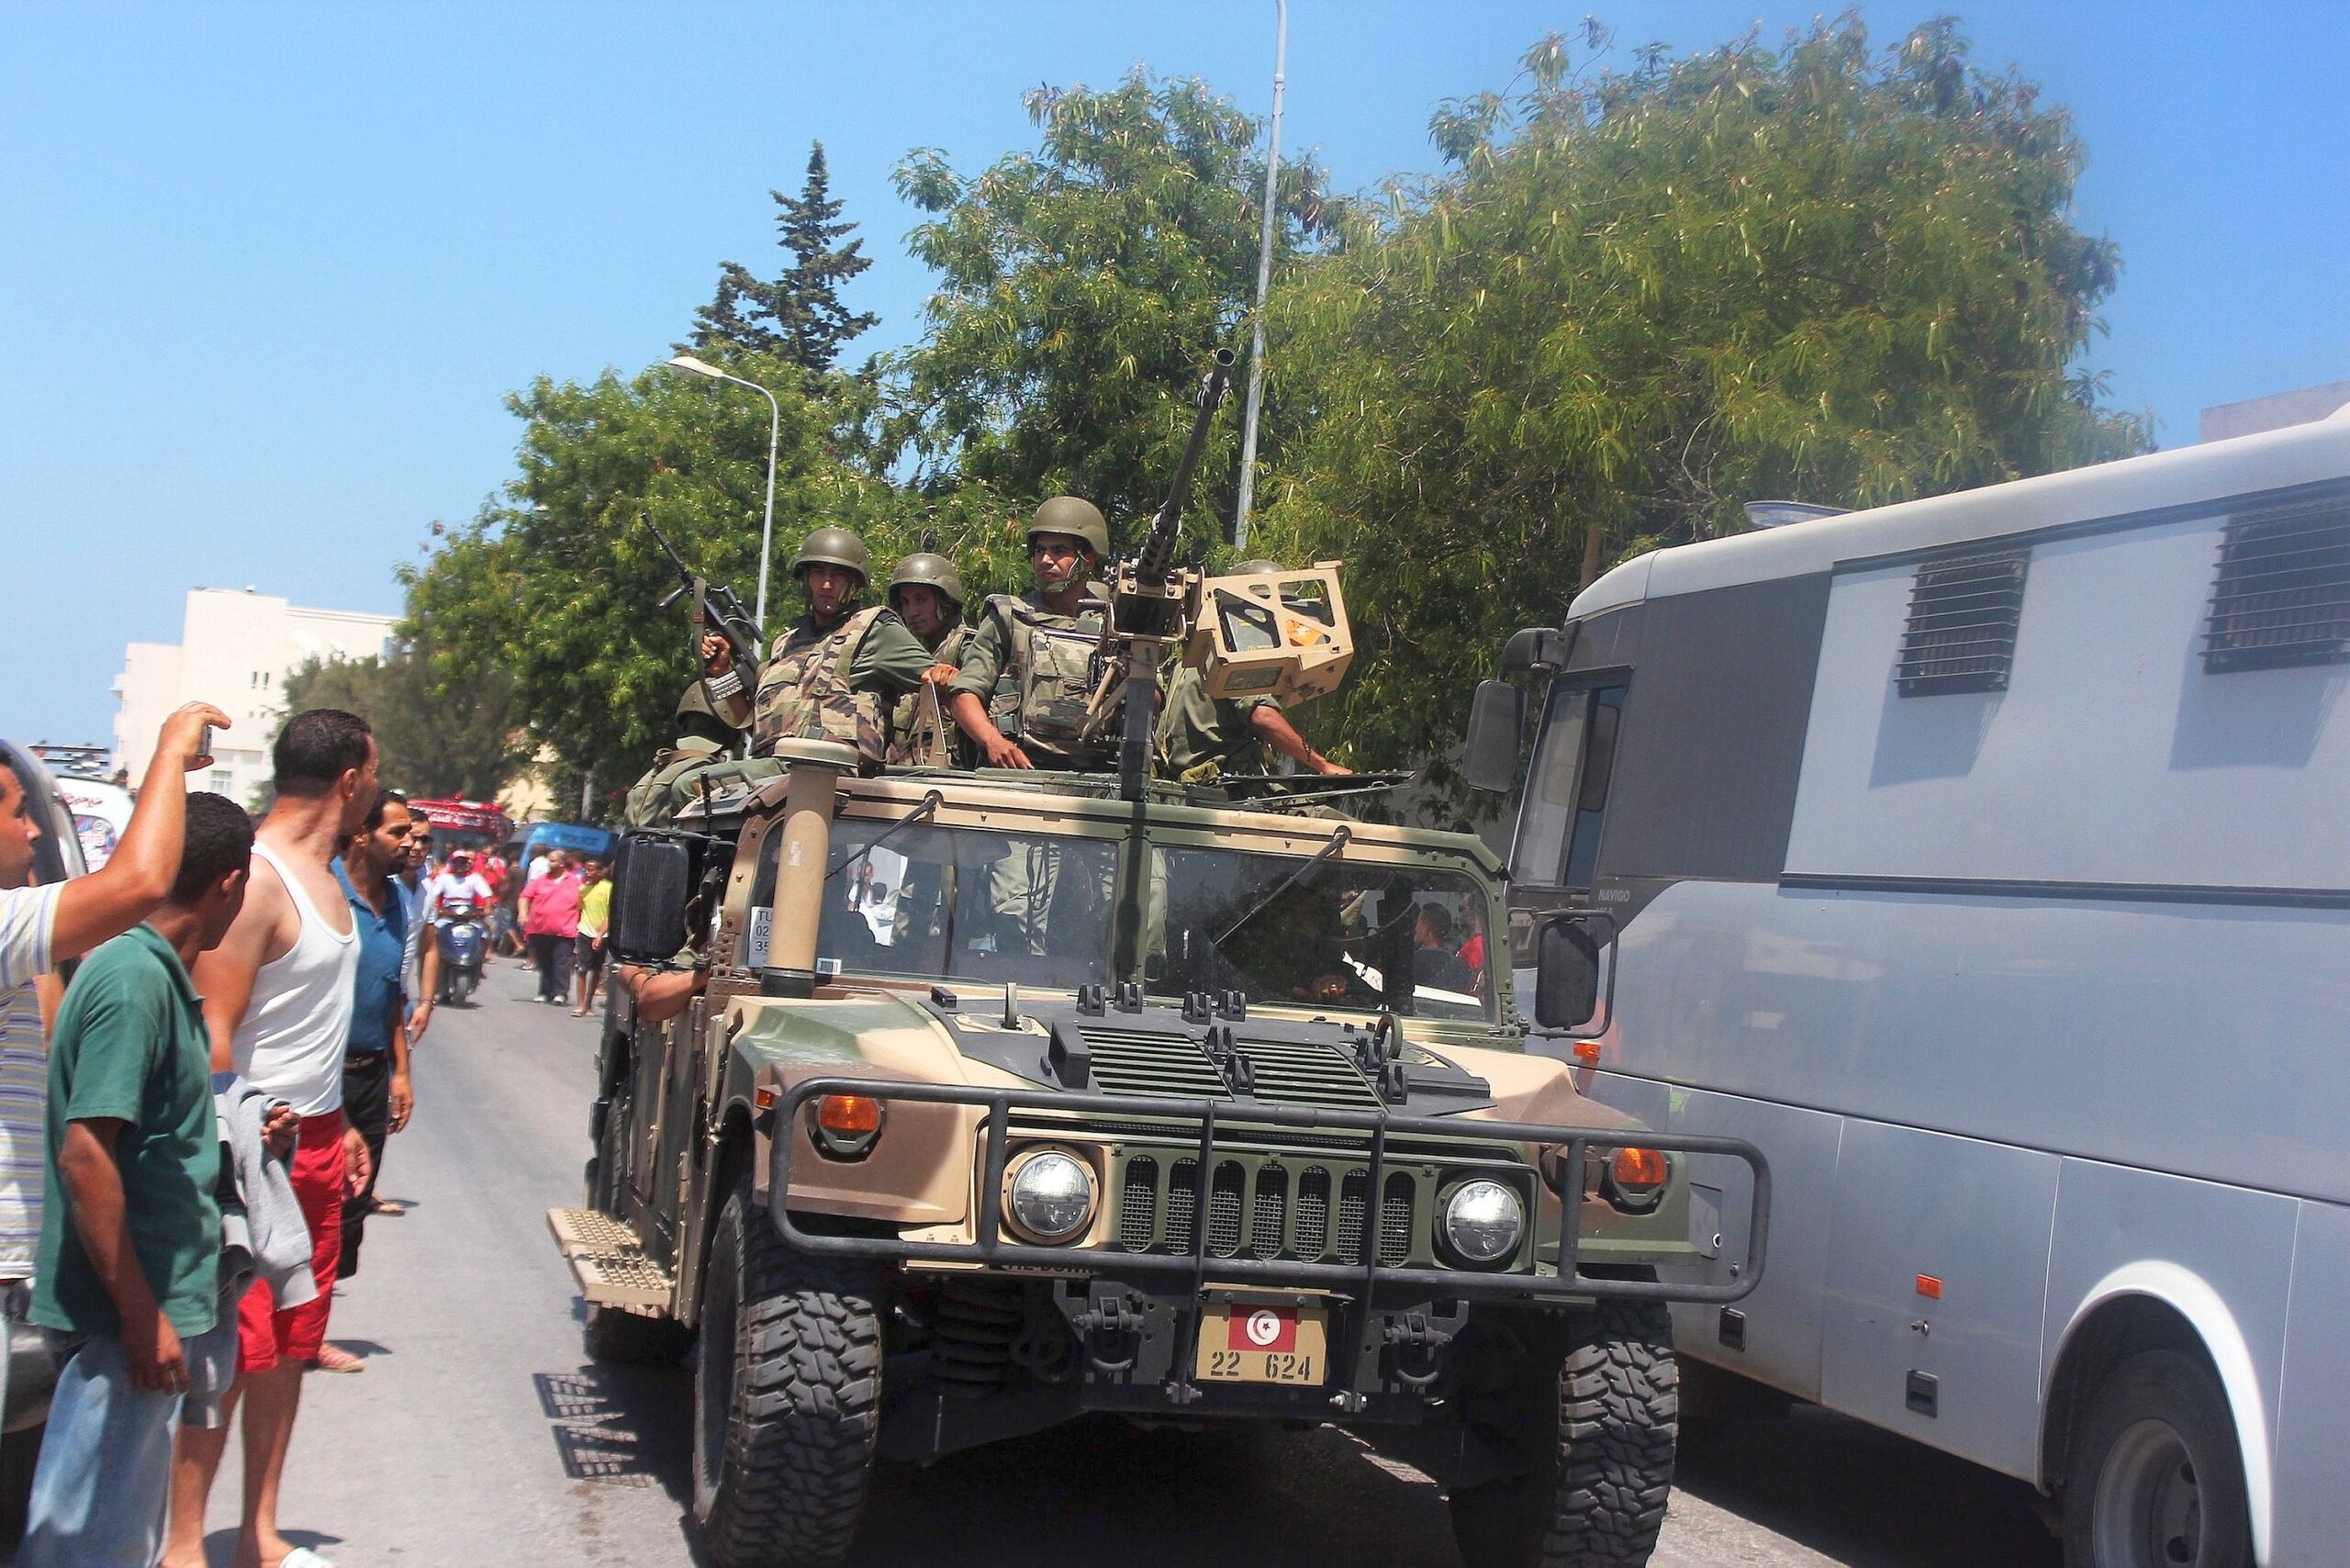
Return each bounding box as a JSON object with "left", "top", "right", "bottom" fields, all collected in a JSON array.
[{"left": 643, "top": 513, "right": 764, "bottom": 724}]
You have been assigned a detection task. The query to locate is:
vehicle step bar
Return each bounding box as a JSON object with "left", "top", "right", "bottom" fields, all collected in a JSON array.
[{"left": 546, "top": 1207, "right": 676, "bottom": 1311}]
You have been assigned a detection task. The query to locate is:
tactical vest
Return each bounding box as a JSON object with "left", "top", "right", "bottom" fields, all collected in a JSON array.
[
  {"left": 752, "top": 607, "right": 886, "bottom": 762},
  {"left": 984, "top": 593, "right": 1109, "bottom": 766},
  {"left": 888, "top": 624, "right": 968, "bottom": 768},
  {"left": 623, "top": 745, "right": 716, "bottom": 828}
]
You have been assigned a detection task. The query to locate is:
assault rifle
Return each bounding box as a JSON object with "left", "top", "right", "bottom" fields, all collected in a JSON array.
[
  {"left": 642, "top": 514, "right": 765, "bottom": 717},
  {"left": 1080, "top": 347, "right": 1237, "bottom": 799}
]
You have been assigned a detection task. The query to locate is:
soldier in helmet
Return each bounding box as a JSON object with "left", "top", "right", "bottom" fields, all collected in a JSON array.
[
  {"left": 1157, "top": 559, "right": 1352, "bottom": 786},
  {"left": 699, "top": 526, "right": 934, "bottom": 766},
  {"left": 946, "top": 497, "right": 1116, "bottom": 773},
  {"left": 622, "top": 682, "right": 737, "bottom": 828},
  {"left": 884, "top": 552, "right": 969, "bottom": 768}
]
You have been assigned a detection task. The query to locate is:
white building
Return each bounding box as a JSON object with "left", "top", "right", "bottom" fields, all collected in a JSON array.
[{"left": 113, "top": 588, "right": 399, "bottom": 802}]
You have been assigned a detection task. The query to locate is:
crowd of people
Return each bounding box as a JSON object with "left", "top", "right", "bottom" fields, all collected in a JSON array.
[{"left": 0, "top": 702, "right": 503, "bottom": 1566}]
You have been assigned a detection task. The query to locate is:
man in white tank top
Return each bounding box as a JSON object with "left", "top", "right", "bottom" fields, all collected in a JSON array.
[{"left": 164, "top": 710, "right": 378, "bottom": 1568}]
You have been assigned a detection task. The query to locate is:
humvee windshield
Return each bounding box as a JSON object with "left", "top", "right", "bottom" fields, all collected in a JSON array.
[
  {"left": 749, "top": 816, "right": 1494, "bottom": 1021},
  {"left": 1145, "top": 845, "right": 1494, "bottom": 1022},
  {"left": 752, "top": 817, "right": 1118, "bottom": 990}
]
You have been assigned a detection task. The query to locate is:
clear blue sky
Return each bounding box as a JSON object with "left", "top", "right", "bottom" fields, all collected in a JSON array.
[{"left": 6, "top": 2, "right": 2345, "bottom": 747}]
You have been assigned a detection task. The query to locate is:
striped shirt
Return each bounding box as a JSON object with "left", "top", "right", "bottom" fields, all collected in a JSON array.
[{"left": 0, "top": 883, "right": 63, "bottom": 1278}]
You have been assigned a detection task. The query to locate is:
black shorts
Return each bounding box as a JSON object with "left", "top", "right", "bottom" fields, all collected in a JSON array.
[{"left": 575, "top": 933, "right": 606, "bottom": 974}]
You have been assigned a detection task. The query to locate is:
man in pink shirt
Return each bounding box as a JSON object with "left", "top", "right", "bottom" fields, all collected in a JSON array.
[{"left": 519, "top": 852, "right": 582, "bottom": 1004}]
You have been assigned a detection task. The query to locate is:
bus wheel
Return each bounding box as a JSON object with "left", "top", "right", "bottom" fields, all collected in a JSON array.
[
  {"left": 1449, "top": 1300, "right": 1677, "bottom": 1568},
  {"left": 2063, "top": 1349, "right": 2250, "bottom": 1568}
]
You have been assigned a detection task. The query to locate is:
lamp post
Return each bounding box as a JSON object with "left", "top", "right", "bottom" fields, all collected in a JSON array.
[
  {"left": 664, "top": 353, "right": 781, "bottom": 632},
  {"left": 1232, "top": 0, "right": 1288, "bottom": 553}
]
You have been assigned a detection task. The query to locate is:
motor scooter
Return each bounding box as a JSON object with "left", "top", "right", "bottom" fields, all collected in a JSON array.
[{"left": 436, "top": 900, "right": 489, "bottom": 1004}]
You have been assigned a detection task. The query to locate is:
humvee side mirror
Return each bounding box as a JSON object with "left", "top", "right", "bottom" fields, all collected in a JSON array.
[
  {"left": 610, "top": 832, "right": 698, "bottom": 966},
  {"left": 1533, "top": 915, "right": 1604, "bottom": 1030},
  {"left": 1461, "top": 679, "right": 1525, "bottom": 794}
]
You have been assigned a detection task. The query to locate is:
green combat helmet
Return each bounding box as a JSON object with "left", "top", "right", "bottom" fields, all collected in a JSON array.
[
  {"left": 888, "top": 552, "right": 966, "bottom": 613},
  {"left": 792, "top": 527, "right": 872, "bottom": 587},
  {"left": 1026, "top": 496, "right": 1109, "bottom": 558},
  {"left": 675, "top": 679, "right": 736, "bottom": 747}
]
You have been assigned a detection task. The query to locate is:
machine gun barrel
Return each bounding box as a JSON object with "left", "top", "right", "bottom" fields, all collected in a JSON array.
[{"left": 1134, "top": 347, "right": 1237, "bottom": 584}]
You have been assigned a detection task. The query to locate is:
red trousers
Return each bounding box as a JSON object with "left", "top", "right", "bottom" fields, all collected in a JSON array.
[{"left": 236, "top": 1109, "right": 345, "bottom": 1373}]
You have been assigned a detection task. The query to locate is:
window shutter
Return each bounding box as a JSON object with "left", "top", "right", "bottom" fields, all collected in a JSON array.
[
  {"left": 1895, "top": 549, "right": 2030, "bottom": 697},
  {"left": 2202, "top": 497, "right": 2350, "bottom": 673}
]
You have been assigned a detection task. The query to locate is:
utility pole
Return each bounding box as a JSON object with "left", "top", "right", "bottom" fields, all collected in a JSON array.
[{"left": 1231, "top": 0, "right": 1288, "bottom": 552}]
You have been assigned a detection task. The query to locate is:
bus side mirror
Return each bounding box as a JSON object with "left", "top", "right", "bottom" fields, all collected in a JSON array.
[
  {"left": 1534, "top": 916, "right": 1603, "bottom": 1029},
  {"left": 1462, "top": 679, "right": 1525, "bottom": 794},
  {"left": 610, "top": 832, "right": 698, "bottom": 965}
]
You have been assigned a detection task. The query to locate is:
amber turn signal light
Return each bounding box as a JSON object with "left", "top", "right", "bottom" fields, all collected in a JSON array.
[
  {"left": 1597, "top": 1146, "right": 1670, "bottom": 1213},
  {"left": 808, "top": 1093, "right": 885, "bottom": 1160}
]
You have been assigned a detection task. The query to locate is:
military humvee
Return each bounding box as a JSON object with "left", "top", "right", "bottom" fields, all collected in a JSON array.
[{"left": 549, "top": 742, "right": 1768, "bottom": 1568}]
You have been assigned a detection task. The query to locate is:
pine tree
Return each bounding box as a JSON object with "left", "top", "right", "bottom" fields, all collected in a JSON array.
[{"left": 688, "top": 143, "right": 878, "bottom": 379}]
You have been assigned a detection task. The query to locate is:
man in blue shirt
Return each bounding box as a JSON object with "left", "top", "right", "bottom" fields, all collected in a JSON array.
[{"left": 318, "top": 792, "right": 416, "bottom": 1372}]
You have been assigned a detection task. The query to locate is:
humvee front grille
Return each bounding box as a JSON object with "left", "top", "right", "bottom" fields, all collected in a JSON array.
[
  {"left": 1110, "top": 1156, "right": 1433, "bottom": 1268},
  {"left": 1077, "top": 1028, "right": 1386, "bottom": 1114}
]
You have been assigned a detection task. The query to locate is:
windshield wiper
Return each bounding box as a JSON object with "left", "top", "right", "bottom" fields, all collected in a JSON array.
[
  {"left": 1212, "top": 825, "right": 1352, "bottom": 948},
  {"left": 825, "top": 791, "right": 944, "bottom": 884}
]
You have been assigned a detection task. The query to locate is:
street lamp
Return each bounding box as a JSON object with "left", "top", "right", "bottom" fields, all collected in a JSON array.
[{"left": 664, "top": 353, "right": 781, "bottom": 633}]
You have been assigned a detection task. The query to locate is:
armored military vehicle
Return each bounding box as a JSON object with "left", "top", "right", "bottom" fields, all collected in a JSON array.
[{"left": 548, "top": 356, "right": 1766, "bottom": 1568}]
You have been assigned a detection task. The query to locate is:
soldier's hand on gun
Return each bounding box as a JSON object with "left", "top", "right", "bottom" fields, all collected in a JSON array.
[
  {"left": 981, "top": 734, "right": 1034, "bottom": 770},
  {"left": 159, "top": 702, "right": 233, "bottom": 773},
  {"left": 921, "top": 663, "right": 958, "bottom": 687},
  {"left": 699, "top": 633, "right": 735, "bottom": 676}
]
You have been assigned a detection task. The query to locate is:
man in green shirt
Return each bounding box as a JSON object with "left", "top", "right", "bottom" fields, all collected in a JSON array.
[{"left": 20, "top": 794, "right": 263, "bottom": 1568}]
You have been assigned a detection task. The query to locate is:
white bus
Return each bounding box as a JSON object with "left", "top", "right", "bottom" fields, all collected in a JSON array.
[{"left": 1463, "top": 406, "right": 2350, "bottom": 1568}]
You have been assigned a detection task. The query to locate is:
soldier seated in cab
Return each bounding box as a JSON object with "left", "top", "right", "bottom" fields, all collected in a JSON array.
[{"left": 699, "top": 527, "right": 934, "bottom": 767}]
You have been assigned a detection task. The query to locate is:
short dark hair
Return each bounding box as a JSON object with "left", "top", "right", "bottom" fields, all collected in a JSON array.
[
  {"left": 1416, "top": 903, "right": 1455, "bottom": 943},
  {"left": 172, "top": 793, "right": 255, "bottom": 905},
  {"left": 272, "top": 710, "right": 373, "bottom": 798},
  {"left": 357, "top": 787, "right": 402, "bottom": 834}
]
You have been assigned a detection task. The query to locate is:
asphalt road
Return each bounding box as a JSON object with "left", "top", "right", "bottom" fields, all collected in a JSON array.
[{"left": 175, "top": 960, "right": 2064, "bottom": 1568}]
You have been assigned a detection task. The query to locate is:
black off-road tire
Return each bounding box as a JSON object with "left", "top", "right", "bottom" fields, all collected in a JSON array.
[
  {"left": 1449, "top": 1300, "right": 1679, "bottom": 1568},
  {"left": 2062, "top": 1349, "right": 2250, "bottom": 1568},
  {"left": 692, "top": 1181, "right": 882, "bottom": 1568},
  {"left": 580, "top": 1084, "right": 691, "bottom": 1365}
]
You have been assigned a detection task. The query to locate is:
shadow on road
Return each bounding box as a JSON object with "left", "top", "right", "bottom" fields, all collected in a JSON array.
[{"left": 1673, "top": 1407, "right": 2062, "bottom": 1568}]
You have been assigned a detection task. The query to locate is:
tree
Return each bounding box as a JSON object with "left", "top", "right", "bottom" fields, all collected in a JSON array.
[
  {"left": 404, "top": 351, "right": 998, "bottom": 796},
  {"left": 1255, "top": 17, "right": 2149, "bottom": 779},
  {"left": 279, "top": 637, "right": 525, "bottom": 801},
  {"left": 883, "top": 71, "right": 1337, "bottom": 546},
  {"left": 689, "top": 143, "right": 879, "bottom": 380}
]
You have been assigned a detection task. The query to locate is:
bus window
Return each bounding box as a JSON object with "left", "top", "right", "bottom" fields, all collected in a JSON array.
[{"left": 1511, "top": 682, "right": 1626, "bottom": 889}]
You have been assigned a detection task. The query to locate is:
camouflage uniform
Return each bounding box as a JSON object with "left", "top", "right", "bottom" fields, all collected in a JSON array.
[
  {"left": 1156, "top": 663, "right": 1277, "bottom": 783},
  {"left": 887, "top": 623, "right": 968, "bottom": 768},
  {"left": 946, "top": 587, "right": 1118, "bottom": 936},
  {"left": 749, "top": 608, "right": 933, "bottom": 764},
  {"left": 947, "top": 587, "right": 1115, "bottom": 772},
  {"left": 623, "top": 735, "right": 728, "bottom": 828}
]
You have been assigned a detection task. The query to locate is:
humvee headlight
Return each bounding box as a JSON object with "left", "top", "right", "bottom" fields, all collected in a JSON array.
[
  {"left": 1440, "top": 1179, "right": 1525, "bottom": 1267},
  {"left": 1005, "top": 1149, "right": 1096, "bottom": 1244}
]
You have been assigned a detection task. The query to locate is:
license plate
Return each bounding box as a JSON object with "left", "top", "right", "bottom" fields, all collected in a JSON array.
[{"left": 1194, "top": 1303, "right": 1329, "bottom": 1386}]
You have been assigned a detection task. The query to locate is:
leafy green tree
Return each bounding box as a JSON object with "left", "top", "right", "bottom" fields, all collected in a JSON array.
[
  {"left": 884, "top": 71, "right": 1336, "bottom": 547},
  {"left": 404, "top": 352, "right": 997, "bottom": 794},
  {"left": 1256, "top": 17, "right": 2149, "bottom": 778},
  {"left": 689, "top": 143, "right": 879, "bottom": 379},
  {"left": 279, "top": 636, "right": 525, "bottom": 801}
]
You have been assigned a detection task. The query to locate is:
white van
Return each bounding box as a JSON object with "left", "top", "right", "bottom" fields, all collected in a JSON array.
[{"left": 1465, "top": 406, "right": 2350, "bottom": 1568}]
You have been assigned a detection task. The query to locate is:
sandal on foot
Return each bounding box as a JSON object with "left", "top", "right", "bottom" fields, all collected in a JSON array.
[
  {"left": 369, "top": 1198, "right": 407, "bottom": 1217},
  {"left": 310, "top": 1344, "right": 364, "bottom": 1373}
]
